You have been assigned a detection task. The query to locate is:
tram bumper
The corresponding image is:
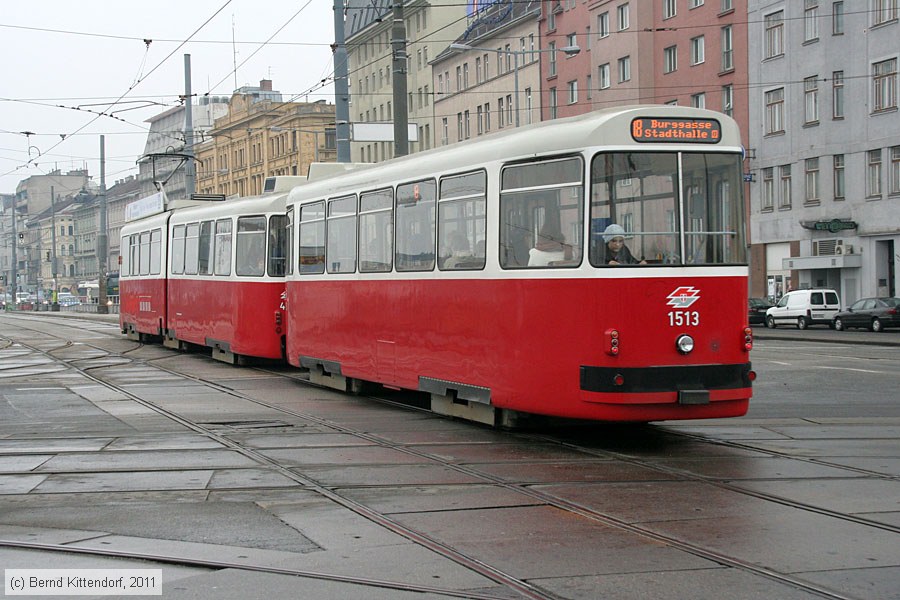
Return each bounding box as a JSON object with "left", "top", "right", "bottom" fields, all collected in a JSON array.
[{"left": 579, "top": 362, "right": 753, "bottom": 404}]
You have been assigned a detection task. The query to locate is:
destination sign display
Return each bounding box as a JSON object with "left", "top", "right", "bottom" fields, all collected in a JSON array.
[{"left": 631, "top": 118, "right": 722, "bottom": 143}]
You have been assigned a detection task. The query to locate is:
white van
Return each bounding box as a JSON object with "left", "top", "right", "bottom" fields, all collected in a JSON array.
[{"left": 765, "top": 289, "right": 840, "bottom": 329}]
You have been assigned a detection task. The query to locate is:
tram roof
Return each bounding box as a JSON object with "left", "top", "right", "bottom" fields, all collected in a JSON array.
[{"left": 286, "top": 105, "right": 742, "bottom": 205}]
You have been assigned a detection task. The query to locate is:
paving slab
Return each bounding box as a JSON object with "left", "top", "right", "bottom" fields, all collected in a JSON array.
[
  {"left": 472, "top": 460, "right": 679, "bottom": 484},
  {"left": 295, "top": 463, "right": 487, "bottom": 487},
  {"left": 394, "top": 505, "right": 715, "bottom": 579},
  {"left": 339, "top": 484, "right": 546, "bottom": 514},
  {"left": 32, "top": 470, "right": 215, "bottom": 493},
  {"left": 654, "top": 456, "right": 869, "bottom": 480},
  {"left": 532, "top": 567, "right": 830, "bottom": 600},
  {"left": 795, "top": 566, "right": 900, "bottom": 600},
  {"left": 732, "top": 477, "right": 900, "bottom": 514},
  {"left": 36, "top": 449, "right": 258, "bottom": 472}
]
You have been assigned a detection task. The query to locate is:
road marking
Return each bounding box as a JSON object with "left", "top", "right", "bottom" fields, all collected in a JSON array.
[{"left": 814, "top": 365, "right": 885, "bottom": 374}]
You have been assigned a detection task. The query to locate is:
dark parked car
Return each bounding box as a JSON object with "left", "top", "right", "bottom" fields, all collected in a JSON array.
[
  {"left": 832, "top": 297, "right": 900, "bottom": 332},
  {"left": 748, "top": 297, "right": 774, "bottom": 325}
]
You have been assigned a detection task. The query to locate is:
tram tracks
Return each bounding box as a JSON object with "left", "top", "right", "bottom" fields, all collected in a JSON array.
[{"left": 0, "top": 314, "right": 886, "bottom": 600}]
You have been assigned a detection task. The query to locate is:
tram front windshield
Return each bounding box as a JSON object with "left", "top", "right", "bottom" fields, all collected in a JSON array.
[{"left": 590, "top": 151, "right": 746, "bottom": 266}]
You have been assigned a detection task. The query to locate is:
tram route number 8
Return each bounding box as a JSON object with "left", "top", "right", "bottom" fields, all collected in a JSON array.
[{"left": 668, "top": 310, "right": 700, "bottom": 327}]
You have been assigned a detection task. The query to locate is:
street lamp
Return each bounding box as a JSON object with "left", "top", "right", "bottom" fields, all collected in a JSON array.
[{"left": 450, "top": 42, "right": 581, "bottom": 128}]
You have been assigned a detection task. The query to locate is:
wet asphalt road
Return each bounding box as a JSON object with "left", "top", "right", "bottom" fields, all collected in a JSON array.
[{"left": 0, "top": 311, "right": 898, "bottom": 600}]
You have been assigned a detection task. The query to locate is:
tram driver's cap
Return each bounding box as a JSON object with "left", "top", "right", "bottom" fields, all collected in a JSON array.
[{"left": 603, "top": 224, "right": 626, "bottom": 243}]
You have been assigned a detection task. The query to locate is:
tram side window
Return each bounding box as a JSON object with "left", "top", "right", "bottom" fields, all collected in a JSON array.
[
  {"left": 150, "top": 229, "right": 162, "bottom": 275},
  {"left": 681, "top": 153, "right": 746, "bottom": 264},
  {"left": 184, "top": 223, "right": 200, "bottom": 275},
  {"left": 171, "top": 225, "right": 186, "bottom": 274},
  {"left": 268, "top": 214, "right": 287, "bottom": 277},
  {"left": 198, "top": 220, "right": 214, "bottom": 275},
  {"left": 284, "top": 207, "right": 294, "bottom": 276},
  {"left": 235, "top": 216, "right": 266, "bottom": 277},
  {"left": 128, "top": 234, "right": 139, "bottom": 276},
  {"left": 359, "top": 189, "right": 393, "bottom": 273},
  {"left": 299, "top": 201, "right": 326, "bottom": 274},
  {"left": 396, "top": 179, "right": 436, "bottom": 271},
  {"left": 326, "top": 195, "right": 357, "bottom": 274},
  {"left": 499, "top": 157, "right": 584, "bottom": 268},
  {"left": 438, "top": 170, "right": 486, "bottom": 270},
  {"left": 139, "top": 232, "right": 151, "bottom": 275},
  {"left": 590, "top": 152, "right": 678, "bottom": 266},
  {"left": 214, "top": 219, "right": 232, "bottom": 276}
]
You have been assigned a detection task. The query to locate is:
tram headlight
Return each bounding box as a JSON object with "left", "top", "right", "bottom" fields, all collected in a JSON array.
[{"left": 675, "top": 334, "right": 695, "bottom": 355}]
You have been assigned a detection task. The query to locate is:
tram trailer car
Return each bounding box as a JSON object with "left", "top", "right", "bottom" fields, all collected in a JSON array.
[
  {"left": 285, "top": 106, "right": 755, "bottom": 425},
  {"left": 120, "top": 188, "right": 292, "bottom": 363}
]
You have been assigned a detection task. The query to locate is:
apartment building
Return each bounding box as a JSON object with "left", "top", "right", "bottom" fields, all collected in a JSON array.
[{"left": 748, "top": 0, "right": 899, "bottom": 302}]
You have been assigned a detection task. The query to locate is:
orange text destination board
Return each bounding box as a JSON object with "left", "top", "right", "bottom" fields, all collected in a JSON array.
[{"left": 631, "top": 118, "right": 721, "bottom": 143}]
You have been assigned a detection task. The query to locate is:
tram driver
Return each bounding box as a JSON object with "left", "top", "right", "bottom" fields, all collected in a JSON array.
[{"left": 596, "top": 224, "right": 646, "bottom": 266}]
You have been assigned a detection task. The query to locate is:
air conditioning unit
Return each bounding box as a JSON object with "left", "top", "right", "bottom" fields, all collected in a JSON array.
[
  {"left": 835, "top": 244, "right": 843, "bottom": 254},
  {"left": 844, "top": 244, "right": 854, "bottom": 254}
]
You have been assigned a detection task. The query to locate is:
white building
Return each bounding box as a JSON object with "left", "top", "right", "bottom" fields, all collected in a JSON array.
[{"left": 748, "top": 1, "right": 899, "bottom": 304}]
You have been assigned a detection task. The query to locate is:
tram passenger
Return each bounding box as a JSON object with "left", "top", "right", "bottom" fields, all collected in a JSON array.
[
  {"left": 442, "top": 232, "right": 472, "bottom": 269},
  {"left": 597, "top": 224, "right": 646, "bottom": 266},
  {"left": 528, "top": 225, "right": 572, "bottom": 266}
]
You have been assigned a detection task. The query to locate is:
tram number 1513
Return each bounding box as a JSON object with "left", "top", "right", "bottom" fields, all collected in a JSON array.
[{"left": 668, "top": 311, "right": 700, "bottom": 327}]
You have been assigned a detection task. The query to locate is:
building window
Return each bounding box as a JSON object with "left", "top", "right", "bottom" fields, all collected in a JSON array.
[
  {"left": 868, "top": 149, "right": 883, "bottom": 197},
  {"left": 691, "top": 92, "right": 706, "bottom": 108},
  {"left": 762, "top": 167, "right": 774, "bottom": 210},
  {"left": 873, "top": 0, "right": 899, "bottom": 26},
  {"left": 548, "top": 42, "right": 557, "bottom": 76},
  {"left": 464, "top": 110, "right": 471, "bottom": 139},
  {"left": 664, "top": 0, "right": 676, "bottom": 20},
  {"left": 832, "top": 1, "right": 844, "bottom": 34},
  {"left": 690, "top": 36, "right": 705, "bottom": 65},
  {"left": 780, "top": 165, "right": 792, "bottom": 208},
  {"left": 498, "top": 97, "right": 505, "bottom": 128},
  {"left": 549, "top": 87, "right": 558, "bottom": 119},
  {"left": 722, "top": 84, "right": 734, "bottom": 116},
  {"left": 765, "top": 11, "right": 784, "bottom": 59},
  {"left": 804, "top": 0, "right": 819, "bottom": 42},
  {"left": 833, "top": 154, "right": 845, "bottom": 200},
  {"left": 598, "top": 12, "right": 609, "bottom": 38},
  {"left": 690, "top": 0, "right": 704, "bottom": 6},
  {"left": 617, "top": 3, "right": 630, "bottom": 31},
  {"left": 506, "top": 95, "right": 513, "bottom": 123},
  {"left": 618, "top": 56, "right": 631, "bottom": 82},
  {"left": 891, "top": 146, "right": 900, "bottom": 195},
  {"left": 805, "top": 157, "right": 820, "bottom": 204},
  {"left": 599, "top": 63, "right": 611, "bottom": 89},
  {"left": 664, "top": 46, "right": 677, "bottom": 73},
  {"left": 804, "top": 76, "right": 819, "bottom": 124},
  {"left": 524, "top": 89, "right": 533, "bottom": 124},
  {"left": 568, "top": 80, "right": 578, "bottom": 104},
  {"left": 721, "top": 0, "right": 732, "bottom": 10},
  {"left": 586, "top": 75, "right": 592, "bottom": 100},
  {"left": 721, "top": 25, "right": 733, "bottom": 71},
  {"left": 484, "top": 102, "right": 491, "bottom": 131},
  {"left": 477, "top": 106, "right": 484, "bottom": 135},
  {"left": 832, "top": 71, "right": 844, "bottom": 118},
  {"left": 765, "top": 88, "right": 785, "bottom": 135},
  {"left": 567, "top": 33, "right": 577, "bottom": 48},
  {"left": 873, "top": 58, "right": 898, "bottom": 112},
  {"left": 457, "top": 113, "right": 463, "bottom": 141}
]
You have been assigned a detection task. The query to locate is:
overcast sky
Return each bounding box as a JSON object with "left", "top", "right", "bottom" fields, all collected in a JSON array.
[{"left": 0, "top": 0, "right": 337, "bottom": 194}]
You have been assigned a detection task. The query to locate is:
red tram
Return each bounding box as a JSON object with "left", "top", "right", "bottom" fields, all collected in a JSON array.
[
  {"left": 284, "top": 106, "right": 755, "bottom": 425},
  {"left": 119, "top": 180, "right": 298, "bottom": 363}
]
